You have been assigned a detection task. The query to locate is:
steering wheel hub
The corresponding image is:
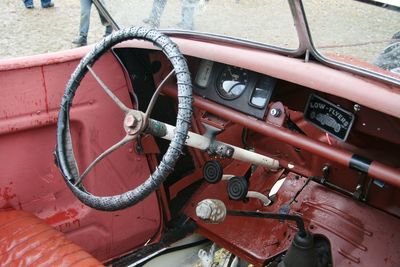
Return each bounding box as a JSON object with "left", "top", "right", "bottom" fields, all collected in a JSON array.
[{"left": 124, "top": 111, "right": 146, "bottom": 136}]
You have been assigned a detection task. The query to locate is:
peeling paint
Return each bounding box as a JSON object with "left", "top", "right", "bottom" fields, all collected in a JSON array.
[
  {"left": 0, "top": 187, "right": 16, "bottom": 201},
  {"left": 44, "top": 208, "right": 78, "bottom": 225}
]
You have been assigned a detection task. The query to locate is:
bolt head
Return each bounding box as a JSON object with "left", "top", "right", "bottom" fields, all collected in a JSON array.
[
  {"left": 353, "top": 104, "right": 361, "bottom": 112},
  {"left": 125, "top": 115, "right": 136, "bottom": 127}
]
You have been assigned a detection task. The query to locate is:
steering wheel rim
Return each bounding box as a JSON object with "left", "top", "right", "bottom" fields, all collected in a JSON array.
[{"left": 55, "top": 27, "right": 192, "bottom": 211}]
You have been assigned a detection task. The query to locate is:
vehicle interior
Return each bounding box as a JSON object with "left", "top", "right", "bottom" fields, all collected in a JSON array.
[{"left": 0, "top": 1, "right": 399, "bottom": 267}]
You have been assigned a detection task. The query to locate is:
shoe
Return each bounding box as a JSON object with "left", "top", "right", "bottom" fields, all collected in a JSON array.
[
  {"left": 103, "top": 26, "right": 113, "bottom": 37},
  {"left": 72, "top": 36, "right": 87, "bottom": 47},
  {"left": 42, "top": 3, "right": 54, "bottom": 8},
  {"left": 103, "top": 32, "right": 112, "bottom": 38},
  {"left": 142, "top": 18, "right": 159, "bottom": 28},
  {"left": 176, "top": 22, "right": 194, "bottom": 31},
  {"left": 25, "top": 4, "right": 34, "bottom": 9}
]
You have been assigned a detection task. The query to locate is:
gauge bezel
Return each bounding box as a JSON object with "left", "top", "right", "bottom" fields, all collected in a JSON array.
[
  {"left": 215, "top": 66, "right": 249, "bottom": 100},
  {"left": 248, "top": 76, "right": 276, "bottom": 109}
]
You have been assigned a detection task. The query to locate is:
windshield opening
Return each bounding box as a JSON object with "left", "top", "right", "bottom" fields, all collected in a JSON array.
[
  {"left": 107, "top": 0, "right": 299, "bottom": 50},
  {"left": 303, "top": 0, "right": 400, "bottom": 80}
]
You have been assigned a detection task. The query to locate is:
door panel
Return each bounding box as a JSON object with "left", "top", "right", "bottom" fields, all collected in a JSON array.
[{"left": 0, "top": 51, "right": 161, "bottom": 261}]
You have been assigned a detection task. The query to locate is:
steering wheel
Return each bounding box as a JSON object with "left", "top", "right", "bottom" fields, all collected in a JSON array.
[{"left": 55, "top": 27, "right": 193, "bottom": 211}]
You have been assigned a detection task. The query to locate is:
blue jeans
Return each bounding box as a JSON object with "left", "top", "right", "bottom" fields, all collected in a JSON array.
[
  {"left": 147, "top": 0, "right": 167, "bottom": 27},
  {"left": 147, "top": 0, "right": 198, "bottom": 30},
  {"left": 79, "top": 0, "right": 112, "bottom": 37},
  {"left": 23, "top": 0, "right": 52, "bottom": 7}
]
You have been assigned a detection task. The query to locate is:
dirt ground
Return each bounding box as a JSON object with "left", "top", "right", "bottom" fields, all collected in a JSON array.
[
  {"left": 1, "top": 0, "right": 399, "bottom": 63},
  {"left": 1, "top": 0, "right": 105, "bottom": 59}
]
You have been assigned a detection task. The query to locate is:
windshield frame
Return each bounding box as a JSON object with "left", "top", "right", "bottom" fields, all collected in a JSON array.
[
  {"left": 93, "top": 0, "right": 400, "bottom": 87},
  {"left": 296, "top": 0, "right": 400, "bottom": 87},
  {"left": 92, "top": 0, "right": 306, "bottom": 57}
]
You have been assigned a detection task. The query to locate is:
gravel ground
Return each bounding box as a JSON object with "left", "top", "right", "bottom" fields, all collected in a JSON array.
[{"left": 1, "top": 0, "right": 399, "bottom": 64}]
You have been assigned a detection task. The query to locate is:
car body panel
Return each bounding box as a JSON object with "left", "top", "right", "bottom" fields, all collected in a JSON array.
[{"left": 0, "top": 50, "right": 161, "bottom": 261}]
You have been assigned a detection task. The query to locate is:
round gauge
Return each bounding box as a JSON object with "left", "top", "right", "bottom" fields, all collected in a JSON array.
[{"left": 216, "top": 66, "right": 249, "bottom": 100}]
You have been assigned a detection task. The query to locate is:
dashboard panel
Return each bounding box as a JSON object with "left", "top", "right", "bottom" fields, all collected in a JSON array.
[{"left": 194, "top": 60, "right": 277, "bottom": 119}]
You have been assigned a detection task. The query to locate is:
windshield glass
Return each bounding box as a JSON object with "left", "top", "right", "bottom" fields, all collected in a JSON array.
[
  {"left": 303, "top": 0, "right": 400, "bottom": 78},
  {"left": 107, "top": 0, "right": 299, "bottom": 50}
]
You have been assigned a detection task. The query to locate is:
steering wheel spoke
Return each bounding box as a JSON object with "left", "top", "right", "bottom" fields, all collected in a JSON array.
[
  {"left": 144, "top": 69, "right": 175, "bottom": 120},
  {"left": 87, "top": 65, "right": 130, "bottom": 113},
  {"left": 74, "top": 134, "right": 135, "bottom": 186}
]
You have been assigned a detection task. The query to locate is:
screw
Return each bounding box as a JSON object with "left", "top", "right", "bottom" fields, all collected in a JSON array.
[
  {"left": 354, "top": 104, "right": 361, "bottom": 112},
  {"left": 270, "top": 108, "right": 281, "bottom": 117}
]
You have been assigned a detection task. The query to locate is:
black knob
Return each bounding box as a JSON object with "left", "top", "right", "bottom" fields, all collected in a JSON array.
[
  {"left": 227, "top": 176, "right": 248, "bottom": 201},
  {"left": 203, "top": 160, "right": 223, "bottom": 184}
]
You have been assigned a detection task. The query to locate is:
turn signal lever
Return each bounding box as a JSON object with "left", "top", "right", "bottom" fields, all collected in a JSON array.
[{"left": 196, "top": 199, "right": 319, "bottom": 267}]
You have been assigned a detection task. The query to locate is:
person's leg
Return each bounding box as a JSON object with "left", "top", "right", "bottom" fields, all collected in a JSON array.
[
  {"left": 23, "top": 0, "right": 34, "bottom": 8},
  {"left": 96, "top": 0, "right": 113, "bottom": 36},
  {"left": 79, "top": 0, "right": 92, "bottom": 37},
  {"left": 73, "top": 0, "right": 92, "bottom": 46},
  {"left": 41, "top": 0, "right": 54, "bottom": 8},
  {"left": 180, "top": 0, "right": 197, "bottom": 30},
  {"left": 103, "top": 25, "right": 113, "bottom": 36},
  {"left": 143, "top": 0, "right": 167, "bottom": 28}
]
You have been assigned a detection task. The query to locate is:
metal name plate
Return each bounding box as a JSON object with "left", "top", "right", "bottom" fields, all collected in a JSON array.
[{"left": 304, "top": 94, "right": 355, "bottom": 141}]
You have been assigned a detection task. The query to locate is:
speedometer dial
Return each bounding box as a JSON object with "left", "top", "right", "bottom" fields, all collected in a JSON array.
[{"left": 216, "top": 66, "right": 249, "bottom": 100}]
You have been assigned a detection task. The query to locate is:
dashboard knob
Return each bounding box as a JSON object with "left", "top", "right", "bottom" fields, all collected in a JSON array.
[{"left": 270, "top": 108, "right": 282, "bottom": 117}]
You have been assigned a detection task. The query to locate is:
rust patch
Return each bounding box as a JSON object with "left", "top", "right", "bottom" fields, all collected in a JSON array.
[
  {"left": 45, "top": 208, "right": 79, "bottom": 225},
  {"left": 0, "top": 187, "right": 16, "bottom": 201}
]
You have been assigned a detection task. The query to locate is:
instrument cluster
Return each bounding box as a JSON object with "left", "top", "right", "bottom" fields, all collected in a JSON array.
[{"left": 194, "top": 60, "right": 277, "bottom": 119}]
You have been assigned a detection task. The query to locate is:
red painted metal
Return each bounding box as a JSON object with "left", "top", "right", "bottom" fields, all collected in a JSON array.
[
  {"left": 184, "top": 167, "right": 400, "bottom": 266},
  {"left": 162, "top": 85, "right": 400, "bottom": 186},
  {"left": 0, "top": 51, "right": 161, "bottom": 261}
]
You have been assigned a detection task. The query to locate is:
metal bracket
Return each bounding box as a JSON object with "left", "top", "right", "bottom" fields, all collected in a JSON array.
[
  {"left": 317, "top": 165, "right": 372, "bottom": 202},
  {"left": 135, "top": 136, "right": 144, "bottom": 155},
  {"left": 207, "top": 140, "right": 234, "bottom": 158}
]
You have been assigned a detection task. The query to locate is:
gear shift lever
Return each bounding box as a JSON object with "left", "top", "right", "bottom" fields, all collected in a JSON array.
[{"left": 195, "top": 199, "right": 318, "bottom": 267}]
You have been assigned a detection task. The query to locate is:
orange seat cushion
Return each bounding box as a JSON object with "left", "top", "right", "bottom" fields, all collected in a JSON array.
[{"left": 0, "top": 210, "right": 103, "bottom": 267}]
